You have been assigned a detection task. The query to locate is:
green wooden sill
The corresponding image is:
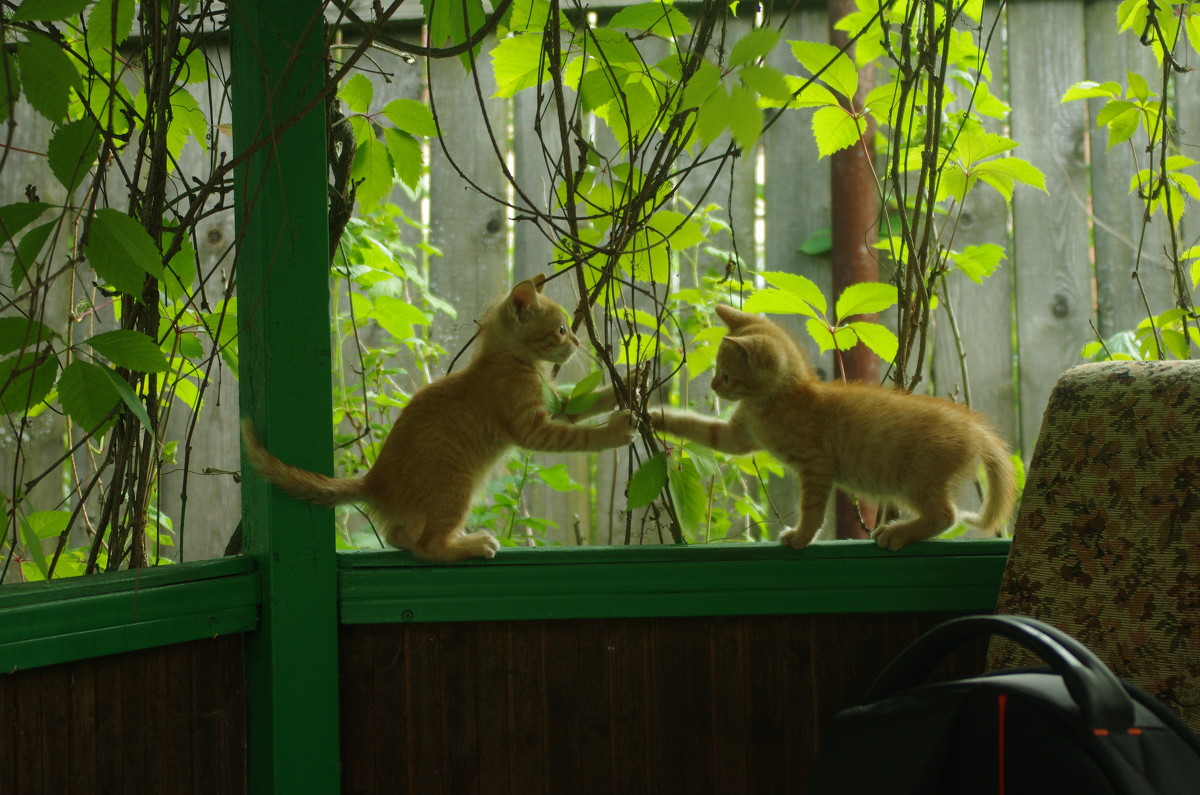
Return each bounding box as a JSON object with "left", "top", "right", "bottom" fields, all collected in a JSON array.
[
  {"left": 0, "top": 557, "right": 260, "bottom": 673},
  {"left": 337, "top": 539, "right": 1011, "bottom": 624}
]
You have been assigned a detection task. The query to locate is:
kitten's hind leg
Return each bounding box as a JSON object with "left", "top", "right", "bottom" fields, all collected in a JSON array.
[
  {"left": 414, "top": 517, "right": 500, "bottom": 562},
  {"left": 871, "top": 496, "right": 955, "bottom": 551}
]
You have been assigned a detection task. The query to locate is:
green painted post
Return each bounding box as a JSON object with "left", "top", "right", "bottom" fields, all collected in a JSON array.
[{"left": 229, "top": 1, "right": 340, "bottom": 792}]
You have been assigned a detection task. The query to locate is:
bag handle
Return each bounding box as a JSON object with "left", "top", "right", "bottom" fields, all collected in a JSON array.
[{"left": 863, "top": 614, "right": 1137, "bottom": 729}]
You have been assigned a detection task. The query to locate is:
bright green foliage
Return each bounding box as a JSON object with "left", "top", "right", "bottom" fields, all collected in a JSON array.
[
  {"left": 338, "top": 76, "right": 439, "bottom": 208},
  {"left": 745, "top": 273, "right": 898, "bottom": 363},
  {"left": 1077, "top": 1, "right": 1200, "bottom": 361}
]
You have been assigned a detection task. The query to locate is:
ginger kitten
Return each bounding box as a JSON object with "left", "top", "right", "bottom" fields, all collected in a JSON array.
[
  {"left": 653, "top": 305, "right": 1015, "bottom": 550},
  {"left": 243, "top": 277, "right": 635, "bottom": 562}
]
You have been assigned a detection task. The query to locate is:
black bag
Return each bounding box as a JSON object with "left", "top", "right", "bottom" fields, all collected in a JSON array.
[{"left": 808, "top": 614, "right": 1200, "bottom": 795}]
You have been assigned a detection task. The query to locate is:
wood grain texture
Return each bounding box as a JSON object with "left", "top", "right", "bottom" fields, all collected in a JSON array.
[
  {"left": 1008, "top": 0, "right": 1095, "bottom": 453},
  {"left": 0, "top": 636, "right": 246, "bottom": 795},
  {"left": 339, "top": 611, "right": 988, "bottom": 794},
  {"left": 1083, "top": 5, "right": 1176, "bottom": 338}
]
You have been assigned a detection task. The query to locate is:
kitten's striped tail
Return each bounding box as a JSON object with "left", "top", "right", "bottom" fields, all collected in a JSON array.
[
  {"left": 967, "top": 434, "right": 1017, "bottom": 535},
  {"left": 241, "top": 420, "right": 368, "bottom": 507}
]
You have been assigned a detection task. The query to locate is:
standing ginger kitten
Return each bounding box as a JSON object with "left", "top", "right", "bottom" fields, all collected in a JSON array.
[
  {"left": 653, "top": 305, "right": 1015, "bottom": 550},
  {"left": 243, "top": 277, "right": 634, "bottom": 562}
]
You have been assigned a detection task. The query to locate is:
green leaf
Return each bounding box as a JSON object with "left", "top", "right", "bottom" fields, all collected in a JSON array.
[
  {"left": 805, "top": 317, "right": 838, "bottom": 352},
  {"left": 58, "top": 360, "right": 120, "bottom": 432},
  {"left": 832, "top": 324, "right": 859, "bottom": 351},
  {"left": 0, "top": 47, "right": 18, "bottom": 124},
  {"left": 729, "top": 28, "right": 781, "bottom": 68},
  {"left": 846, "top": 321, "right": 898, "bottom": 363},
  {"left": 490, "top": 34, "right": 548, "bottom": 97},
  {"left": 680, "top": 58, "right": 721, "bottom": 111},
  {"left": 380, "top": 98, "right": 439, "bottom": 137},
  {"left": 340, "top": 73, "right": 374, "bottom": 114},
  {"left": 85, "top": 209, "right": 164, "bottom": 295},
  {"left": 48, "top": 118, "right": 102, "bottom": 193},
  {"left": 627, "top": 452, "right": 668, "bottom": 510},
  {"left": 835, "top": 282, "right": 897, "bottom": 319},
  {"left": 162, "top": 231, "right": 198, "bottom": 302},
  {"left": 87, "top": 0, "right": 137, "bottom": 47},
  {"left": 742, "top": 288, "right": 818, "bottom": 318},
  {"left": 609, "top": 3, "right": 692, "bottom": 36},
  {"left": 648, "top": 210, "right": 705, "bottom": 250},
  {"left": 0, "top": 352, "right": 59, "bottom": 414},
  {"left": 383, "top": 128, "right": 423, "bottom": 192},
  {"left": 17, "top": 514, "right": 49, "bottom": 579},
  {"left": 739, "top": 64, "right": 793, "bottom": 102},
  {"left": 351, "top": 137, "right": 394, "bottom": 210},
  {"left": 1061, "top": 81, "right": 1122, "bottom": 103},
  {"left": 761, "top": 270, "right": 827, "bottom": 314},
  {"left": 1126, "top": 69, "right": 1151, "bottom": 102},
  {"left": 12, "top": 220, "right": 56, "bottom": 289},
  {"left": 667, "top": 456, "right": 707, "bottom": 534},
  {"left": 13, "top": 0, "right": 91, "bottom": 21},
  {"left": 17, "top": 32, "right": 82, "bottom": 122},
  {"left": 695, "top": 85, "right": 730, "bottom": 147},
  {"left": 0, "top": 202, "right": 53, "bottom": 247},
  {"left": 422, "top": 0, "right": 488, "bottom": 68},
  {"left": 99, "top": 365, "right": 154, "bottom": 433},
  {"left": 951, "top": 244, "right": 1006, "bottom": 283},
  {"left": 565, "top": 371, "right": 603, "bottom": 415},
  {"left": 798, "top": 226, "right": 831, "bottom": 256},
  {"left": 789, "top": 40, "right": 858, "bottom": 101},
  {"left": 538, "top": 464, "right": 581, "bottom": 492},
  {"left": 974, "top": 157, "right": 1047, "bottom": 194},
  {"left": 85, "top": 329, "right": 170, "bottom": 373},
  {"left": 810, "top": 105, "right": 865, "bottom": 157},
  {"left": 25, "top": 510, "right": 71, "bottom": 539},
  {"left": 371, "top": 294, "right": 429, "bottom": 340},
  {"left": 0, "top": 316, "right": 56, "bottom": 356}
]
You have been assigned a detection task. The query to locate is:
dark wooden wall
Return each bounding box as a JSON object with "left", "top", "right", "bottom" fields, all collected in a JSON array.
[
  {"left": 339, "top": 612, "right": 988, "bottom": 794},
  {"left": 0, "top": 636, "right": 247, "bottom": 795}
]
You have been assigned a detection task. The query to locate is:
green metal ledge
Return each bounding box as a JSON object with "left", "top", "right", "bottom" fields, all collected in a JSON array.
[
  {"left": 0, "top": 557, "right": 261, "bottom": 673},
  {"left": 337, "top": 539, "right": 1012, "bottom": 624}
]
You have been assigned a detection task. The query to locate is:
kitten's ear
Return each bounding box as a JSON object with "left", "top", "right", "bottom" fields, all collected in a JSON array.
[
  {"left": 715, "top": 304, "right": 756, "bottom": 331},
  {"left": 721, "top": 335, "right": 755, "bottom": 364},
  {"left": 509, "top": 279, "right": 540, "bottom": 320},
  {"left": 531, "top": 273, "right": 547, "bottom": 293}
]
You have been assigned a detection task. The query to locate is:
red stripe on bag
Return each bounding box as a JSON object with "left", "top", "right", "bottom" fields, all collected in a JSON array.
[{"left": 997, "top": 693, "right": 1008, "bottom": 795}]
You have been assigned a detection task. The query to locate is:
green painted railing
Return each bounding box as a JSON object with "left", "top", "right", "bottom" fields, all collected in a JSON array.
[
  {"left": 0, "top": 558, "right": 260, "bottom": 673},
  {"left": 0, "top": 539, "right": 1010, "bottom": 675},
  {"left": 339, "top": 539, "right": 1011, "bottom": 624}
]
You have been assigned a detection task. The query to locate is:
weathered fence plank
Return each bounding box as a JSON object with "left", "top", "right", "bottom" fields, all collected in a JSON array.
[
  {"left": 1009, "top": 0, "right": 1095, "bottom": 454},
  {"left": 1084, "top": 4, "right": 1176, "bottom": 339}
]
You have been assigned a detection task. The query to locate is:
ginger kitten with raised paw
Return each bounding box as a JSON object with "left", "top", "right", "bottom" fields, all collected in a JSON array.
[
  {"left": 244, "top": 276, "right": 635, "bottom": 562},
  {"left": 653, "top": 305, "right": 1015, "bottom": 551}
]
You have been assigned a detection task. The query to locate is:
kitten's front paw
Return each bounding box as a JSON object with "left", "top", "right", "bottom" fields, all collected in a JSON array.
[
  {"left": 778, "top": 527, "right": 815, "bottom": 550},
  {"left": 606, "top": 410, "right": 636, "bottom": 445},
  {"left": 649, "top": 409, "right": 667, "bottom": 431},
  {"left": 465, "top": 531, "right": 501, "bottom": 559}
]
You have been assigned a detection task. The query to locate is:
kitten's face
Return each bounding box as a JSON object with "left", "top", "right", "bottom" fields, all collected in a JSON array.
[
  {"left": 711, "top": 336, "right": 775, "bottom": 400},
  {"left": 504, "top": 279, "right": 579, "bottom": 364}
]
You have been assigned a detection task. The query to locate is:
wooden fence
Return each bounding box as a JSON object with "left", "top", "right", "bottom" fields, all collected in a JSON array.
[{"left": 1, "top": 0, "right": 1197, "bottom": 565}]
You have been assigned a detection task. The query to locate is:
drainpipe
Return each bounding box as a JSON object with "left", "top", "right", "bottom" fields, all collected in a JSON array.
[{"left": 829, "top": 0, "right": 879, "bottom": 539}]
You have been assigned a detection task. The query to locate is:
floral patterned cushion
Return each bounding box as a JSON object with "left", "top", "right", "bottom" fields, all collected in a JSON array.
[{"left": 988, "top": 360, "right": 1200, "bottom": 733}]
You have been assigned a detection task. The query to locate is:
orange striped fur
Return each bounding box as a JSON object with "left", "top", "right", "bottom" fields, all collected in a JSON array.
[
  {"left": 653, "top": 305, "right": 1016, "bottom": 551},
  {"left": 243, "top": 278, "right": 634, "bottom": 562}
]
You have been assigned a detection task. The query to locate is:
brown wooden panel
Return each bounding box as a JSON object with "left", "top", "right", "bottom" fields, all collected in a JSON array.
[
  {"left": 340, "top": 612, "right": 987, "bottom": 794},
  {"left": 0, "top": 636, "right": 246, "bottom": 795}
]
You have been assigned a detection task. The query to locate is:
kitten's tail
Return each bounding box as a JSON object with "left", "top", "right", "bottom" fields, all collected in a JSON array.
[
  {"left": 963, "top": 433, "right": 1017, "bottom": 535},
  {"left": 241, "top": 420, "right": 368, "bottom": 507}
]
